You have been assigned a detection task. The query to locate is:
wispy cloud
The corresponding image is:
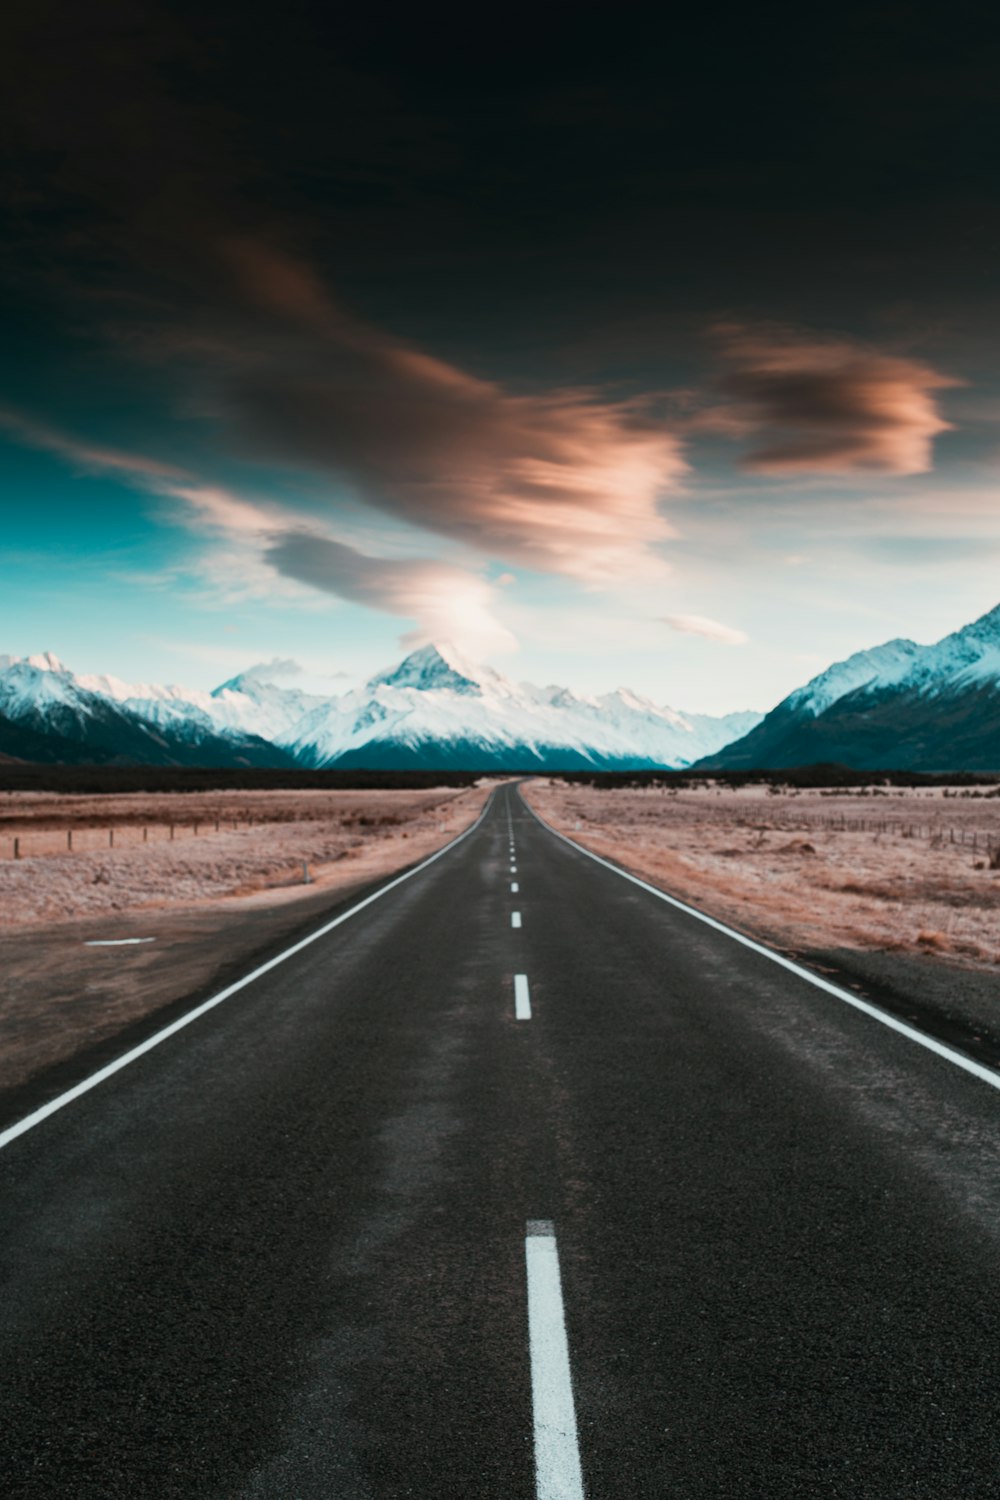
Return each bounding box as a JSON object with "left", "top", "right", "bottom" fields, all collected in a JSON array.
[
  {"left": 266, "top": 531, "right": 517, "bottom": 656},
  {"left": 0, "top": 408, "right": 186, "bottom": 484},
  {"left": 197, "top": 241, "right": 686, "bottom": 584},
  {"left": 0, "top": 406, "right": 514, "bottom": 652},
  {"left": 705, "top": 323, "right": 958, "bottom": 476},
  {"left": 660, "top": 612, "right": 748, "bottom": 645}
]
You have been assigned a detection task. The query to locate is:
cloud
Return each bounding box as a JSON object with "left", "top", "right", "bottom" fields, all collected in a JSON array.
[
  {"left": 238, "top": 657, "right": 304, "bottom": 682},
  {"left": 265, "top": 531, "right": 516, "bottom": 657},
  {"left": 0, "top": 405, "right": 515, "bottom": 653},
  {"left": 707, "top": 324, "right": 958, "bottom": 476},
  {"left": 199, "top": 242, "right": 686, "bottom": 584},
  {"left": 660, "top": 612, "right": 748, "bottom": 645},
  {"left": 0, "top": 408, "right": 187, "bottom": 484}
]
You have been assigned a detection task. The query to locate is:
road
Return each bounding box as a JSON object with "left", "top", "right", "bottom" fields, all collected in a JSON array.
[{"left": 3, "top": 782, "right": 1000, "bottom": 1497}]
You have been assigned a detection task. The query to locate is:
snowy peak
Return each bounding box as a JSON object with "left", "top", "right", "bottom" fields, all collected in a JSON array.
[
  {"left": 914, "top": 602, "right": 1000, "bottom": 689},
  {"left": 787, "top": 601, "right": 1000, "bottom": 718},
  {"left": 25, "top": 651, "right": 69, "bottom": 674},
  {"left": 962, "top": 602, "right": 1000, "bottom": 643},
  {"left": 367, "top": 642, "right": 489, "bottom": 697},
  {"left": 698, "top": 600, "right": 1000, "bottom": 773},
  {"left": 788, "top": 638, "right": 923, "bottom": 716},
  {"left": 0, "top": 644, "right": 763, "bottom": 770}
]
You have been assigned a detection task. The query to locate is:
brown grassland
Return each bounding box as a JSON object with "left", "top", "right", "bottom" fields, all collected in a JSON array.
[
  {"left": 0, "top": 785, "right": 489, "bottom": 1096},
  {"left": 523, "top": 779, "right": 1000, "bottom": 969}
]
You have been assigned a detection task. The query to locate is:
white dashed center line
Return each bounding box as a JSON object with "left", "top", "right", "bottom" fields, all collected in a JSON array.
[
  {"left": 511, "top": 911, "right": 522, "bottom": 928},
  {"left": 525, "top": 1221, "right": 584, "bottom": 1500},
  {"left": 514, "top": 973, "right": 532, "bottom": 1020},
  {"left": 511, "top": 881, "right": 519, "bottom": 893}
]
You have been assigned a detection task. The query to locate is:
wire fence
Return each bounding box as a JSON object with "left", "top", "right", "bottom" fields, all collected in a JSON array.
[
  {"left": 0, "top": 817, "right": 258, "bottom": 861},
  {"left": 729, "top": 811, "right": 1000, "bottom": 850},
  {"left": 572, "top": 795, "right": 1000, "bottom": 860}
]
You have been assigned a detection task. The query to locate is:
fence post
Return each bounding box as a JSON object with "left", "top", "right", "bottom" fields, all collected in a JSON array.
[
  {"left": 67, "top": 830, "right": 72, "bottom": 851},
  {"left": 143, "top": 826, "right": 148, "bottom": 843},
  {"left": 14, "top": 836, "right": 20, "bottom": 860},
  {"left": 170, "top": 823, "right": 175, "bottom": 841},
  {"left": 109, "top": 828, "right": 114, "bottom": 848}
]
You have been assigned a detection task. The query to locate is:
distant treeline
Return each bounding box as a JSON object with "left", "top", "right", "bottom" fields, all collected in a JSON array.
[
  {"left": 553, "top": 762, "right": 1000, "bottom": 790},
  {"left": 0, "top": 765, "right": 495, "bottom": 795},
  {"left": 3, "top": 760, "right": 999, "bottom": 796}
]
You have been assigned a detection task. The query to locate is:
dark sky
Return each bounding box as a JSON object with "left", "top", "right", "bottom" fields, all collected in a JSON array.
[
  {"left": 2, "top": 0, "right": 999, "bottom": 706},
  {"left": 6, "top": 2, "right": 1000, "bottom": 361}
]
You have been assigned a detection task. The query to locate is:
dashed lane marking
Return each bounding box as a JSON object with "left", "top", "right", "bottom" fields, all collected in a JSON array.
[{"left": 526, "top": 1221, "right": 584, "bottom": 1500}]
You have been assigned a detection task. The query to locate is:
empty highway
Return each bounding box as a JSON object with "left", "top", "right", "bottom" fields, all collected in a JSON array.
[{"left": 3, "top": 783, "right": 1000, "bottom": 1497}]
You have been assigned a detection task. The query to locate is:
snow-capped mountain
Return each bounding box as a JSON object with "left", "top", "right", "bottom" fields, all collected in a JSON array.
[
  {"left": 282, "top": 643, "right": 760, "bottom": 769},
  {"left": 0, "top": 653, "right": 295, "bottom": 767},
  {"left": 698, "top": 603, "right": 1000, "bottom": 772},
  {"left": 75, "top": 666, "right": 324, "bottom": 746},
  {"left": 0, "top": 644, "right": 760, "bottom": 770}
]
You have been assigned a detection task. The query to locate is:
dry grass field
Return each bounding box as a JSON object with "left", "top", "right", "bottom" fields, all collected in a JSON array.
[
  {"left": 524, "top": 780, "right": 1000, "bottom": 970},
  {"left": 0, "top": 784, "right": 490, "bottom": 1097},
  {"left": 0, "top": 785, "right": 489, "bottom": 924}
]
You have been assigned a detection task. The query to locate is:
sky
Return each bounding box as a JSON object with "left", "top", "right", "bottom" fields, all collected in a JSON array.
[{"left": 2, "top": 0, "right": 1000, "bottom": 713}]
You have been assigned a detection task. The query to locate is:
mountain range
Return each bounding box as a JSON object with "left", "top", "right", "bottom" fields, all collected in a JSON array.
[
  {"left": 696, "top": 602, "right": 1000, "bottom": 772},
  {"left": 0, "top": 645, "right": 760, "bottom": 770},
  {"left": 3, "top": 603, "right": 998, "bottom": 772}
]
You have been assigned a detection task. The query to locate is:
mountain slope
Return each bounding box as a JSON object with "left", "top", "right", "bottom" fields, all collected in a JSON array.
[
  {"left": 697, "top": 605, "right": 1000, "bottom": 772},
  {"left": 0, "top": 655, "right": 295, "bottom": 767},
  {"left": 284, "top": 644, "right": 761, "bottom": 770},
  {"left": 0, "top": 644, "right": 760, "bottom": 770}
]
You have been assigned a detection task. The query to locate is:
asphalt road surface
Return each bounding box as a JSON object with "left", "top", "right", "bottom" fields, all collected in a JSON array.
[{"left": 3, "top": 783, "right": 1000, "bottom": 1497}]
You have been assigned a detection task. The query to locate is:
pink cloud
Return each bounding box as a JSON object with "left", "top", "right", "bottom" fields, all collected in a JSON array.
[
  {"left": 660, "top": 612, "right": 748, "bottom": 645},
  {"left": 210, "top": 242, "right": 687, "bottom": 583},
  {"left": 265, "top": 531, "right": 516, "bottom": 655},
  {"left": 709, "top": 324, "right": 958, "bottom": 476}
]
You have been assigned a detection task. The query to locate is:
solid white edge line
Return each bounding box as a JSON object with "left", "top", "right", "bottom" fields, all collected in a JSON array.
[
  {"left": 523, "top": 792, "right": 1000, "bottom": 1095},
  {"left": 514, "top": 973, "right": 532, "bottom": 1020},
  {"left": 512, "top": 911, "right": 522, "bottom": 928},
  {"left": 0, "top": 790, "right": 499, "bottom": 1153},
  {"left": 525, "top": 1220, "right": 584, "bottom": 1500}
]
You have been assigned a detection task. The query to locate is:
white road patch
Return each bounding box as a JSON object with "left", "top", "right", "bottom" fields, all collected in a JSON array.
[
  {"left": 528, "top": 800, "right": 1000, "bottom": 1098},
  {"left": 0, "top": 793, "right": 499, "bottom": 1154},
  {"left": 511, "top": 881, "right": 519, "bottom": 893},
  {"left": 525, "top": 1221, "right": 584, "bottom": 1500},
  {"left": 84, "top": 938, "right": 157, "bottom": 947},
  {"left": 514, "top": 973, "right": 532, "bottom": 1020},
  {"left": 512, "top": 911, "right": 522, "bottom": 929}
]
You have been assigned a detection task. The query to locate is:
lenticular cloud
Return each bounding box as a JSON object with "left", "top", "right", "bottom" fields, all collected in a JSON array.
[
  {"left": 711, "top": 323, "right": 957, "bottom": 476},
  {"left": 219, "top": 242, "right": 686, "bottom": 583}
]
